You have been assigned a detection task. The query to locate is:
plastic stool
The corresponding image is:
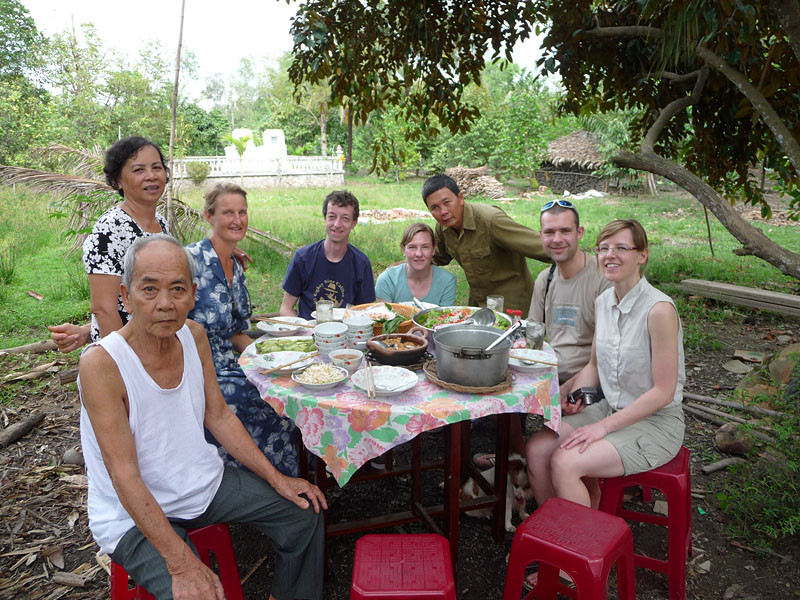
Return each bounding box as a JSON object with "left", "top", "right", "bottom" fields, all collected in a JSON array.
[
  {"left": 599, "top": 446, "right": 692, "bottom": 600},
  {"left": 351, "top": 534, "right": 456, "bottom": 599},
  {"left": 110, "top": 523, "right": 244, "bottom": 600},
  {"left": 503, "top": 497, "right": 636, "bottom": 600}
]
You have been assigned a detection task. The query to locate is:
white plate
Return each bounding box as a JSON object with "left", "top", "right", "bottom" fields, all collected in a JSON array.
[
  {"left": 256, "top": 316, "right": 307, "bottom": 337},
  {"left": 253, "top": 351, "right": 316, "bottom": 374},
  {"left": 508, "top": 348, "right": 556, "bottom": 373},
  {"left": 310, "top": 308, "right": 347, "bottom": 321},
  {"left": 291, "top": 365, "right": 349, "bottom": 390},
  {"left": 351, "top": 366, "right": 418, "bottom": 396}
]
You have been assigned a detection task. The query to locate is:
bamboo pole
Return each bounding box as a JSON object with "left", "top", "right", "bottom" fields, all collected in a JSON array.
[{"left": 166, "top": 0, "right": 186, "bottom": 230}]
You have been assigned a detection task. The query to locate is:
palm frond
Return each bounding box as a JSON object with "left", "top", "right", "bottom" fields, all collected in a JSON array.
[
  {"left": 0, "top": 165, "right": 114, "bottom": 196},
  {"left": 33, "top": 144, "right": 105, "bottom": 179}
]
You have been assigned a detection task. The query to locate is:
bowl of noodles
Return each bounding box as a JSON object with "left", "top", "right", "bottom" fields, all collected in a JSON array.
[{"left": 291, "top": 364, "right": 349, "bottom": 391}]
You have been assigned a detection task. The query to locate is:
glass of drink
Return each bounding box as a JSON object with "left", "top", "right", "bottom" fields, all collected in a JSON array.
[
  {"left": 486, "top": 295, "right": 504, "bottom": 313},
  {"left": 315, "top": 300, "right": 334, "bottom": 323},
  {"left": 526, "top": 321, "right": 545, "bottom": 350}
]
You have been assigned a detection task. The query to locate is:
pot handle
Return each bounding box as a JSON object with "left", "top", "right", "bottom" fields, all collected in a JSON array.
[
  {"left": 453, "top": 346, "right": 489, "bottom": 359},
  {"left": 407, "top": 325, "right": 428, "bottom": 340}
]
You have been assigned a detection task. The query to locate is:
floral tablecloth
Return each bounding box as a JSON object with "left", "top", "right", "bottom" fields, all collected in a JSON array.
[{"left": 240, "top": 338, "right": 561, "bottom": 486}]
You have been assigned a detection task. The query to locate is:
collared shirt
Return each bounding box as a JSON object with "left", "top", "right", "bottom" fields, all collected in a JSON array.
[
  {"left": 595, "top": 277, "right": 686, "bottom": 410},
  {"left": 432, "top": 202, "right": 548, "bottom": 316}
]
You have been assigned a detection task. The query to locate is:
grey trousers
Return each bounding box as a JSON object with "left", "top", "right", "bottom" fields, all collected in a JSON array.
[{"left": 111, "top": 467, "right": 324, "bottom": 600}]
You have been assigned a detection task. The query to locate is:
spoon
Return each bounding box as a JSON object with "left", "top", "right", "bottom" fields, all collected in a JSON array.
[
  {"left": 471, "top": 307, "right": 496, "bottom": 327},
  {"left": 485, "top": 321, "right": 523, "bottom": 351}
]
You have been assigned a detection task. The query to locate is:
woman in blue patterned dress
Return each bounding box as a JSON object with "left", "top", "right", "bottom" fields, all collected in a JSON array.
[{"left": 187, "top": 182, "right": 298, "bottom": 476}]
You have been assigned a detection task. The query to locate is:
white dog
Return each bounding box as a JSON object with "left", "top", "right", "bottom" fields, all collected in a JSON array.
[{"left": 461, "top": 453, "right": 533, "bottom": 532}]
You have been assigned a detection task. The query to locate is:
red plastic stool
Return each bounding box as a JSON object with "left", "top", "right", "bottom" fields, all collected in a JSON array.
[
  {"left": 351, "top": 534, "right": 456, "bottom": 599},
  {"left": 598, "top": 446, "right": 692, "bottom": 600},
  {"left": 110, "top": 523, "right": 244, "bottom": 600},
  {"left": 503, "top": 497, "right": 636, "bottom": 600}
]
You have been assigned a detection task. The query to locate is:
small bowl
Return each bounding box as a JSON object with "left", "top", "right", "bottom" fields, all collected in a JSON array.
[
  {"left": 329, "top": 349, "right": 364, "bottom": 375},
  {"left": 314, "top": 321, "right": 349, "bottom": 342},
  {"left": 344, "top": 316, "right": 374, "bottom": 330}
]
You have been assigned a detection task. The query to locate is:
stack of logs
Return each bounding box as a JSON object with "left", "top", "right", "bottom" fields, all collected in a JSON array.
[{"left": 445, "top": 166, "right": 506, "bottom": 199}]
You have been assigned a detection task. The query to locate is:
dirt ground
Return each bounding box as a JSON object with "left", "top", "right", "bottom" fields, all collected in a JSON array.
[{"left": 1, "top": 310, "right": 799, "bottom": 599}]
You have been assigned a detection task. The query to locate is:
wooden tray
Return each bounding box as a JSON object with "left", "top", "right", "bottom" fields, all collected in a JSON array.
[{"left": 423, "top": 360, "right": 512, "bottom": 393}]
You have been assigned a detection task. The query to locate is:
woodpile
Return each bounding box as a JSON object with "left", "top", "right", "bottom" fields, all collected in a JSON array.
[{"left": 445, "top": 166, "right": 506, "bottom": 199}]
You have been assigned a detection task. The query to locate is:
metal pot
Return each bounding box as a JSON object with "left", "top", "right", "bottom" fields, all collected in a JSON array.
[{"left": 433, "top": 324, "right": 511, "bottom": 387}]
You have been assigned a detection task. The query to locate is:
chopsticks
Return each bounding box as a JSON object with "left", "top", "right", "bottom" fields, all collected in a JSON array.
[
  {"left": 509, "top": 353, "right": 558, "bottom": 367},
  {"left": 260, "top": 351, "right": 319, "bottom": 375},
  {"left": 365, "top": 360, "right": 376, "bottom": 399},
  {"left": 254, "top": 316, "right": 306, "bottom": 327}
]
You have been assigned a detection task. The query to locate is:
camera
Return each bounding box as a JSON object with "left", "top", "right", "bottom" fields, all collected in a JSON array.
[{"left": 567, "top": 386, "right": 604, "bottom": 406}]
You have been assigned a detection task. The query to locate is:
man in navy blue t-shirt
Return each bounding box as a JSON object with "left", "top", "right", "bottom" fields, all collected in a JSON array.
[{"left": 280, "top": 190, "right": 376, "bottom": 319}]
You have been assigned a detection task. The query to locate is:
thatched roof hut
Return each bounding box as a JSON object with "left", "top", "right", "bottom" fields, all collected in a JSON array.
[{"left": 544, "top": 130, "right": 605, "bottom": 170}]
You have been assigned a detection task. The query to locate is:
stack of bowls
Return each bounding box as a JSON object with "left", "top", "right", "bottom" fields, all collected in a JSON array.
[
  {"left": 343, "top": 316, "right": 374, "bottom": 350},
  {"left": 314, "top": 322, "right": 349, "bottom": 357}
]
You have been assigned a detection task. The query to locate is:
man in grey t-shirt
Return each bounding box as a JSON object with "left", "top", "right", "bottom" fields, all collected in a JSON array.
[{"left": 475, "top": 200, "right": 610, "bottom": 468}]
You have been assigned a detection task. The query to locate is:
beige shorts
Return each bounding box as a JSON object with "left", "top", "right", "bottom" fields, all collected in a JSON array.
[{"left": 563, "top": 399, "right": 685, "bottom": 475}]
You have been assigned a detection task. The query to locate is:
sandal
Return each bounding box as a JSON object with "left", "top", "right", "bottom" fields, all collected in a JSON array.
[
  {"left": 473, "top": 453, "right": 496, "bottom": 469},
  {"left": 522, "top": 565, "right": 575, "bottom": 592}
]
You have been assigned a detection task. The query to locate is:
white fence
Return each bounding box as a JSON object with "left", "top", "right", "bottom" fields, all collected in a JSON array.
[{"left": 173, "top": 155, "right": 345, "bottom": 179}]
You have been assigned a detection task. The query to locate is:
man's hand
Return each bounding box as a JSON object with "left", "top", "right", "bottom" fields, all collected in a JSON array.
[
  {"left": 168, "top": 545, "right": 226, "bottom": 600},
  {"left": 48, "top": 323, "right": 91, "bottom": 353},
  {"left": 271, "top": 474, "right": 328, "bottom": 513},
  {"left": 233, "top": 247, "right": 253, "bottom": 271}
]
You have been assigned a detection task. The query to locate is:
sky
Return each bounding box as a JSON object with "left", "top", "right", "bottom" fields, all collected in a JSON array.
[{"left": 23, "top": 0, "right": 543, "bottom": 100}]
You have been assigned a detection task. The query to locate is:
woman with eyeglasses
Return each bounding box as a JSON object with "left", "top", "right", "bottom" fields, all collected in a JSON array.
[
  {"left": 526, "top": 218, "right": 684, "bottom": 510},
  {"left": 187, "top": 182, "right": 298, "bottom": 476}
]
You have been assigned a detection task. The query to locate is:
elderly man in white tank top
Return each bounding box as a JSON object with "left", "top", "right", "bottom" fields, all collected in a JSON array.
[{"left": 79, "top": 234, "right": 326, "bottom": 600}]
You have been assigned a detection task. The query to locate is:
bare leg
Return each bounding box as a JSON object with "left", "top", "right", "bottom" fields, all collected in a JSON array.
[
  {"left": 525, "top": 422, "right": 575, "bottom": 507},
  {"left": 551, "top": 439, "right": 624, "bottom": 507}
]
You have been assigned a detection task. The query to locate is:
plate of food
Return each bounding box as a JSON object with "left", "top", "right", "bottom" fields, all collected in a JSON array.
[
  {"left": 253, "top": 336, "right": 316, "bottom": 354},
  {"left": 256, "top": 316, "right": 308, "bottom": 337},
  {"left": 291, "top": 363, "right": 349, "bottom": 390},
  {"left": 508, "top": 348, "right": 557, "bottom": 373},
  {"left": 351, "top": 365, "right": 419, "bottom": 396},
  {"left": 412, "top": 306, "right": 513, "bottom": 331},
  {"left": 254, "top": 351, "right": 316, "bottom": 374}
]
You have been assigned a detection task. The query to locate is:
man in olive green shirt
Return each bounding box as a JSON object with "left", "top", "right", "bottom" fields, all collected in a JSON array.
[{"left": 422, "top": 174, "right": 549, "bottom": 316}]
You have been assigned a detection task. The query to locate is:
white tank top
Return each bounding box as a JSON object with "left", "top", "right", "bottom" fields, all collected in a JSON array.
[
  {"left": 595, "top": 277, "right": 686, "bottom": 411},
  {"left": 79, "top": 325, "right": 224, "bottom": 555}
]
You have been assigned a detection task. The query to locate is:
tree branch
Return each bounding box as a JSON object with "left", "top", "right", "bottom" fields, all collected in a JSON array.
[
  {"left": 642, "top": 66, "right": 709, "bottom": 152},
  {"left": 696, "top": 45, "right": 800, "bottom": 174},
  {"left": 612, "top": 150, "right": 800, "bottom": 278},
  {"left": 583, "top": 25, "right": 664, "bottom": 40},
  {"left": 662, "top": 69, "right": 702, "bottom": 84},
  {"left": 770, "top": 0, "right": 800, "bottom": 65}
]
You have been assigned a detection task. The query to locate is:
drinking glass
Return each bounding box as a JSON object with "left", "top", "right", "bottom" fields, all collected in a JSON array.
[
  {"left": 315, "top": 300, "right": 334, "bottom": 323},
  {"left": 486, "top": 295, "right": 504, "bottom": 312},
  {"left": 526, "top": 321, "right": 545, "bottom": 350}
]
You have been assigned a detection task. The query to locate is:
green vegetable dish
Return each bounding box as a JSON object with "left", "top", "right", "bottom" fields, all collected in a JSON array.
[
  {"left": 256, "top": 337, "right": 316, "bottom": 354},
  {"left": 415, "top": 307, "right": 511, "bottom": 330}
]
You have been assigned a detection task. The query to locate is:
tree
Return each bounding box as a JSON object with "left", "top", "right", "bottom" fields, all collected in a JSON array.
[{"left": 288, "top": 0, "right": 800, "bottom": 279}]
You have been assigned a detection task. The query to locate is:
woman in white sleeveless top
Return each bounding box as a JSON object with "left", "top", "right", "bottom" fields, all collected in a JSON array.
[{"left": 526, "top": 219, "right": 685, "bottom": 509}]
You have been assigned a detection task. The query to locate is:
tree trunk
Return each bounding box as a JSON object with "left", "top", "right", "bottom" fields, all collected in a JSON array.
[
  {"left": 646, "top": 172, "right": 659, "bottom": 196},
  {"left": 320, "top": 103, "right": 328, "bottom": 156},
  {"left": 770, "top": 0, "right": 800, "bottom": 64},
  {"left": 613, "top": 150, "right": 800, "bottom": 279},
  {"left": 166, "top": 0, "right": 186, "bottom": 230},
  {"left": 346, "top": 104, "right": 353, "bottom": 166}
]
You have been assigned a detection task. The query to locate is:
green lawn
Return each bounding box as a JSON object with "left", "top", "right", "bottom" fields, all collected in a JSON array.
[{"left": 0, "top": 177, "right": 798, "bottom": 349}]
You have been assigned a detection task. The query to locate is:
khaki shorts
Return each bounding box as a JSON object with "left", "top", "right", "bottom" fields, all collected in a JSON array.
[{"left": 564, "top": 399, "right": 685, "bottom": 475}]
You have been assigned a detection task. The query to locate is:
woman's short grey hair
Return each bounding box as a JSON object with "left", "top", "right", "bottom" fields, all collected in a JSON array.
[{"left": 122, "top": 234, "right": 196, "bottom": 288}]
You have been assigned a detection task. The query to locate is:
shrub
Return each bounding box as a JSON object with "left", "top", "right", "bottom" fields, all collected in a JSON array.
[{"left": 186, "top": 161, "right": 211, "bottom": 186}]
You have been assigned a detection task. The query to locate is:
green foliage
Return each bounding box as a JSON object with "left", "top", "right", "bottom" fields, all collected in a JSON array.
[
  {"left": 496, "top": 88, "right": 548, "bottom": 180},
  {"left": 0, "top": 0, "right": 43, "bottom": 80},
  {"left": 354, "top": 107, "right": 421, "bottom": 181},
  {"left": 185, "top": 161, "right": 211, "bottom": 186},
  {"left": 0, "top": 247, "right": 17, "bottom": 285},
  {"left": 716, "top": 388, "right": 800, "bottom": 548}
]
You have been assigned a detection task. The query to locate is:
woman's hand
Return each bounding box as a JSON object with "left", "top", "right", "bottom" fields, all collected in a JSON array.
[
  {"left": 560, "top": 421, "right": 609, "bottom": 453},
  {"left": 48, "top": 323, "right": 91, "bottom": 353},
  {"left": 271, "top": 474, "right": 328, "bottom": 513}
]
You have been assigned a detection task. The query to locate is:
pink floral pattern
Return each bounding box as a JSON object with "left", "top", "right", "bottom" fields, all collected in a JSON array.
[{"left": 241, "top": 347, "right": 560, "bottom": 486}]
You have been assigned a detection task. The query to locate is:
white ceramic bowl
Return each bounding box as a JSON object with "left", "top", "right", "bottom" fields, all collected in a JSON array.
[
  {"left": 329, "top": 349, "right": 364, "bottom": 375},
  {"left": 314, "top": 321, "right": 349, "bottom": 342},
  {"left": 291, "top": 365, "right": 349, "bottom": 390}
]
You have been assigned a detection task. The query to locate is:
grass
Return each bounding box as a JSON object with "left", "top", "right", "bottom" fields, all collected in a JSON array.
[{"left": 1, "top": 177, "right": 799, "bottom": 350}]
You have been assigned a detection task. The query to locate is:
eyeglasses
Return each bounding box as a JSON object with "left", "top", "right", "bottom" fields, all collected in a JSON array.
[
  {"left": 231, "top": 283, "right": 252, "bottom": 322},
  {"left": 540, "top": 200, "right": 574, "bottom": 213},
  {"left": 593, "top": 245, "right": 639, "bottom": 255}
]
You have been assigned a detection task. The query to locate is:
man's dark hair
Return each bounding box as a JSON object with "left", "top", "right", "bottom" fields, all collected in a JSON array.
[
  {"left": 322, "top": 190, "right": 359, "bottom": 220},
  {"left": 104, "top": 137, "right": 169, "bottom": 198},
  {"left": 422, "top": 174, "right": 460, "bottom": 206}
]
